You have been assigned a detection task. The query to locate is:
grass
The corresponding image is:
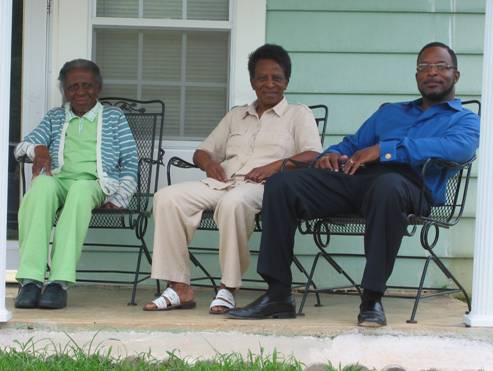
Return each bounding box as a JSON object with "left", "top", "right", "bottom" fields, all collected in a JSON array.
[{"left": 0, "top": 335, "right": 373, "bottom": 371}]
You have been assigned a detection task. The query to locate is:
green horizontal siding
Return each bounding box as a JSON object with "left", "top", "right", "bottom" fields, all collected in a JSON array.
[
  {"left": 268, "top": 12, "right": 484, "bottom": 53},
  {"left": 286, "top": 53, "right": 482, "bottom": 95},
  {"left": 267, "top": 0, "right": 485, "bottom": 14}
]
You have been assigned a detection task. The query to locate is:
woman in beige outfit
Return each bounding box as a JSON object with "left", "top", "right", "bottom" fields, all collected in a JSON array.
[{"left": 144, "top": 44, "right": 322, "bottom": 314}]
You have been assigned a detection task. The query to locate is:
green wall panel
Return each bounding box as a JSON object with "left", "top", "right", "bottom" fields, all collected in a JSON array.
[
  {"left": 267, "top": 0, "right": 485, "bottom": 14},
  {"left": 286, "top": 53, "right": 482, "bottom": 95},
  {"left": 267, "top": 12, "right": 484, "bottom": 53}
]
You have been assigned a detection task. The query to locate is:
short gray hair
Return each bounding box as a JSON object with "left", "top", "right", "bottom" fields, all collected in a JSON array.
[{"left": 58, "top": 59, "right": 103, "bottom": 88}]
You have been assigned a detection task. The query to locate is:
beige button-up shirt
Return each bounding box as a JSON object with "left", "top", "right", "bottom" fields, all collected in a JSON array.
[{"left": 198, "top": 98, "right": 322, "bottom": 189}]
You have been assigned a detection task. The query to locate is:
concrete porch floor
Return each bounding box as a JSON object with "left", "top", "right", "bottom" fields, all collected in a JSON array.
[{"left": 1, "top": 284, "right": 493, "bottom": 369}]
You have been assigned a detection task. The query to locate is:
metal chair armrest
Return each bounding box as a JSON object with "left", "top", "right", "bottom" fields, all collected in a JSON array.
[
  {"left": 166, "top": 155, "right": 200, "bottom": 186},
  {"left": 416, "top": 156, "right": 476, "bottom": 227},
  {"left": 280, "top": 158, "right": 316, "bottom": 172}
]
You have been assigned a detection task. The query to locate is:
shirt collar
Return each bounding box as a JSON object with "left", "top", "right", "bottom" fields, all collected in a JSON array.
[
  {"left": 408, "top": 98, "right": 463, "bottom": 112},
  {"left": 243, "top": 97, "right": 288, "bottom": 119},
  {"left": 65, "top": 101, "right": 102, "bottom": 122}
]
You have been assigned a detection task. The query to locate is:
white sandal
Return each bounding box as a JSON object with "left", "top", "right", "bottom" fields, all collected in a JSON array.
[
  {"left": 143, "top": 287, "right": 196, "bottom": 311},
  {"left": 209, "top": 288, "right": 235, "bottom": 314}
]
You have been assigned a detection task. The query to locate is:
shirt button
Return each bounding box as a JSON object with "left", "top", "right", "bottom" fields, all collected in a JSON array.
[{"left": 384, "top": 153, "right": 392, "bottom": 160}]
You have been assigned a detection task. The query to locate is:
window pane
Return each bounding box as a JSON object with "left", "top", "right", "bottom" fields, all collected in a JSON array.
[
  {"left": 142, "top": 86, "right": 181, "bottom": 137},
  {"left": 143, "top": 0, "right": 182, "bottom": 19},
  {"left": 142, "top": 31, "right": 182, "bottom": 81},
  {"left": 100, "top": 84, "right": 138, "bottom": 100},
  {"left": 187, "top": 31, "right": 228, "bottom": 83},
  {"left": 97, "top": 0, "right": 139, "bottom": 17},
  {"left": 96, "top": 0, "right": 229, "bottom": 20},
  {"left": 95, "top": 30, "right": 138, "bottom": 80},
  {"left": 187, "top": 0, "right": 229, "bottom": 20},
  {"left": 185, "top": 87, "right": 227, "bottom": 138},
  {"left": 94, "top": 28, "right": 229, "bottom": 139}
]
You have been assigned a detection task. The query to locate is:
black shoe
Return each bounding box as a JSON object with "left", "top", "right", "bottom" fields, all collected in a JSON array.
[
  {"left": 228, "top": 292, "right": 296, "bottom": 319},
  {"left": 357, "top": 299, "right": 387, "bottom": 327},
  {"left": 15, "top": 283, "right": 42, "bottom": 309},
  {"left": 38, "top": 283, "right": 67, "bottom": 309}
]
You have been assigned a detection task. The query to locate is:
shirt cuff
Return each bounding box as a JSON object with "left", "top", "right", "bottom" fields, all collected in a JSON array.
[{"left": 379, "top": 140, "right": 399, "bottom": 162}]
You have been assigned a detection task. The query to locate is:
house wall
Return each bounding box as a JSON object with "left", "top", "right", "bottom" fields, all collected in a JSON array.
[{"left": 16, "top": 0, "right": 485, "bottom": 294}]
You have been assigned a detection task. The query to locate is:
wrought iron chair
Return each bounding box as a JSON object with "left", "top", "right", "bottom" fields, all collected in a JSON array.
[
  {"left": 166, "top": 105, "right": 328, "bottom": 294},
  {"left": 19, "top": 97, "right": 165, "bottom": 305},
  {"left": 296, "top": 100, "right": 480, "bottom": 323}
]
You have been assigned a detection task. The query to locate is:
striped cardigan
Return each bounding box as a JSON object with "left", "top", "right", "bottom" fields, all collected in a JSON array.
[{"left": 15, "top": 102, "right": 138, "bottom": 208}]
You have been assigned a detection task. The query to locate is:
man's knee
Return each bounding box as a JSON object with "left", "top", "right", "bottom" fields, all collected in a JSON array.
[
  {"left": 264, "top": 172, "right": 295, "bottom": 199},
  {"left": 371, "top": 174, "right": 409, "bottom": 199}
]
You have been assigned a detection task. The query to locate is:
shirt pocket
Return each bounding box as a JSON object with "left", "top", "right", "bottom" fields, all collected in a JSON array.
[
  {"left": 225, "top": 128, "right": 248, "bottom": 158},
  {"left": 255, "top": 129, "right": 294, "bottom": 158}
]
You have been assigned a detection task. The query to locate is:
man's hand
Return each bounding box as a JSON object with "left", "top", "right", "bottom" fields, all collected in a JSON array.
[
  {"left": 32, "top": 145, "right": 52, "bottom": 178},
  {"left": 343, "top": 144, "right": 380, "bottom": 175},
  {"left": 315, "top": 152, "right": 348, "bottom": 172},
  {"left": 244, "top": 162, "right": 280, "bottom": 183},
  {"left": 102, "top": 202, "right": 121, "bottom": 209},
  {"left": 204, "top": 160, "right": 227, "bottom": 182}
]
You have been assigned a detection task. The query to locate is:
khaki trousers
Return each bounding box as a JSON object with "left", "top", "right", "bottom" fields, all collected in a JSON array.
[{"left": 151, "top": 181, "right": 264, "bottom": 288}]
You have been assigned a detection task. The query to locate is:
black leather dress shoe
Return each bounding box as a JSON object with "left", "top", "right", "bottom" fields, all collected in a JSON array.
[
  {"left": 38, "top": 283, "right": 67, "bottom": 309},
  {"left": 15, "top": 283, "right": 41, "bottom": 309},
  {"left": 228, "top": 292, "right": 296, "bottom": 319},
  {"left": 357, "top": 299, "right": 387, "bottom": 327}
]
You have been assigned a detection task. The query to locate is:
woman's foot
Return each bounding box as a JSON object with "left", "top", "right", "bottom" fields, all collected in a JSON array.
[
  {"left": 143, "top": 282, "right": 195, "bottom": 311},
  {"left": 209, "top": 285, "right": 237, "bottom": 314}
]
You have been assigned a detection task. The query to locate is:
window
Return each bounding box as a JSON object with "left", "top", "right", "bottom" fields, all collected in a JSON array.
[{"left": 93, "top": 0, "right": 230, "bottom": 140}]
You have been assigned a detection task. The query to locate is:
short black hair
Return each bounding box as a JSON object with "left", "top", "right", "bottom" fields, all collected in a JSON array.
[
  {"left": 248, "top": 44, "right": 291, "bottom": 81},
  {"left": 417, "top": 42, "right": 458, "bottom": 68},
  {"left": 58, "top": 59, "right": 103, "bottom": 88}
]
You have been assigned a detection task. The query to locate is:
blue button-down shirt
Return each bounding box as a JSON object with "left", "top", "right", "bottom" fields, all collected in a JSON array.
[{"left": 322, "top": 99, "right": 480, "bottom": 204}]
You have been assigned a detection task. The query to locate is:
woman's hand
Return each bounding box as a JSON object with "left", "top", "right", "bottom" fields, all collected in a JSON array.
[
  {"left": 204, "top": 160, "right": 227, "bottom": 182},
  {"left": 244, "top": 162, "right": 280, "bottom": 183},
  {"left": 32, "top": 145, "right": 52, "bottom": 178}
]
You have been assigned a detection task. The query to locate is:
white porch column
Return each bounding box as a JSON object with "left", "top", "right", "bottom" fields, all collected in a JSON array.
[
  {"left": 0, "top": 0, "right": 13, "bottom": 322},
  {"left": 464, "top": 0, "right": 493, "bottom": 327}
]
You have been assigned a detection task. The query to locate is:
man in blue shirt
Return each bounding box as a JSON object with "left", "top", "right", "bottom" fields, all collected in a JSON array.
[{"left": 228, "top": 42, "right": 480, "bottom": 326}]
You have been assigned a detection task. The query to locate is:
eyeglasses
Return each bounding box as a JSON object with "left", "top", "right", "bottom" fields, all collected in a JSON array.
[{"left": 416, "top": 63, "right": 456, "bottom": 73}]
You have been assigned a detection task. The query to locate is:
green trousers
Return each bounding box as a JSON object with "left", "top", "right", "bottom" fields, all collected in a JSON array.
[{"left": 16, "top": 175, "right": 105, "bottom": 283}]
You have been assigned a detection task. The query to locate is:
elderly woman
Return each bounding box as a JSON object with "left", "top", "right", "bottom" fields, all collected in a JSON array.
[
  {"left": 144, "top": 44, "right": 322, "bottom": 314},
  {"left": 14, "top": 59, "right": 138, "bottom": 309}
]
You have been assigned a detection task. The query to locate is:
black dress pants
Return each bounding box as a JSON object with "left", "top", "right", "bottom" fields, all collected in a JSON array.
[{"left": 257, "top": 164, "right": 431, "bottom": 293}]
